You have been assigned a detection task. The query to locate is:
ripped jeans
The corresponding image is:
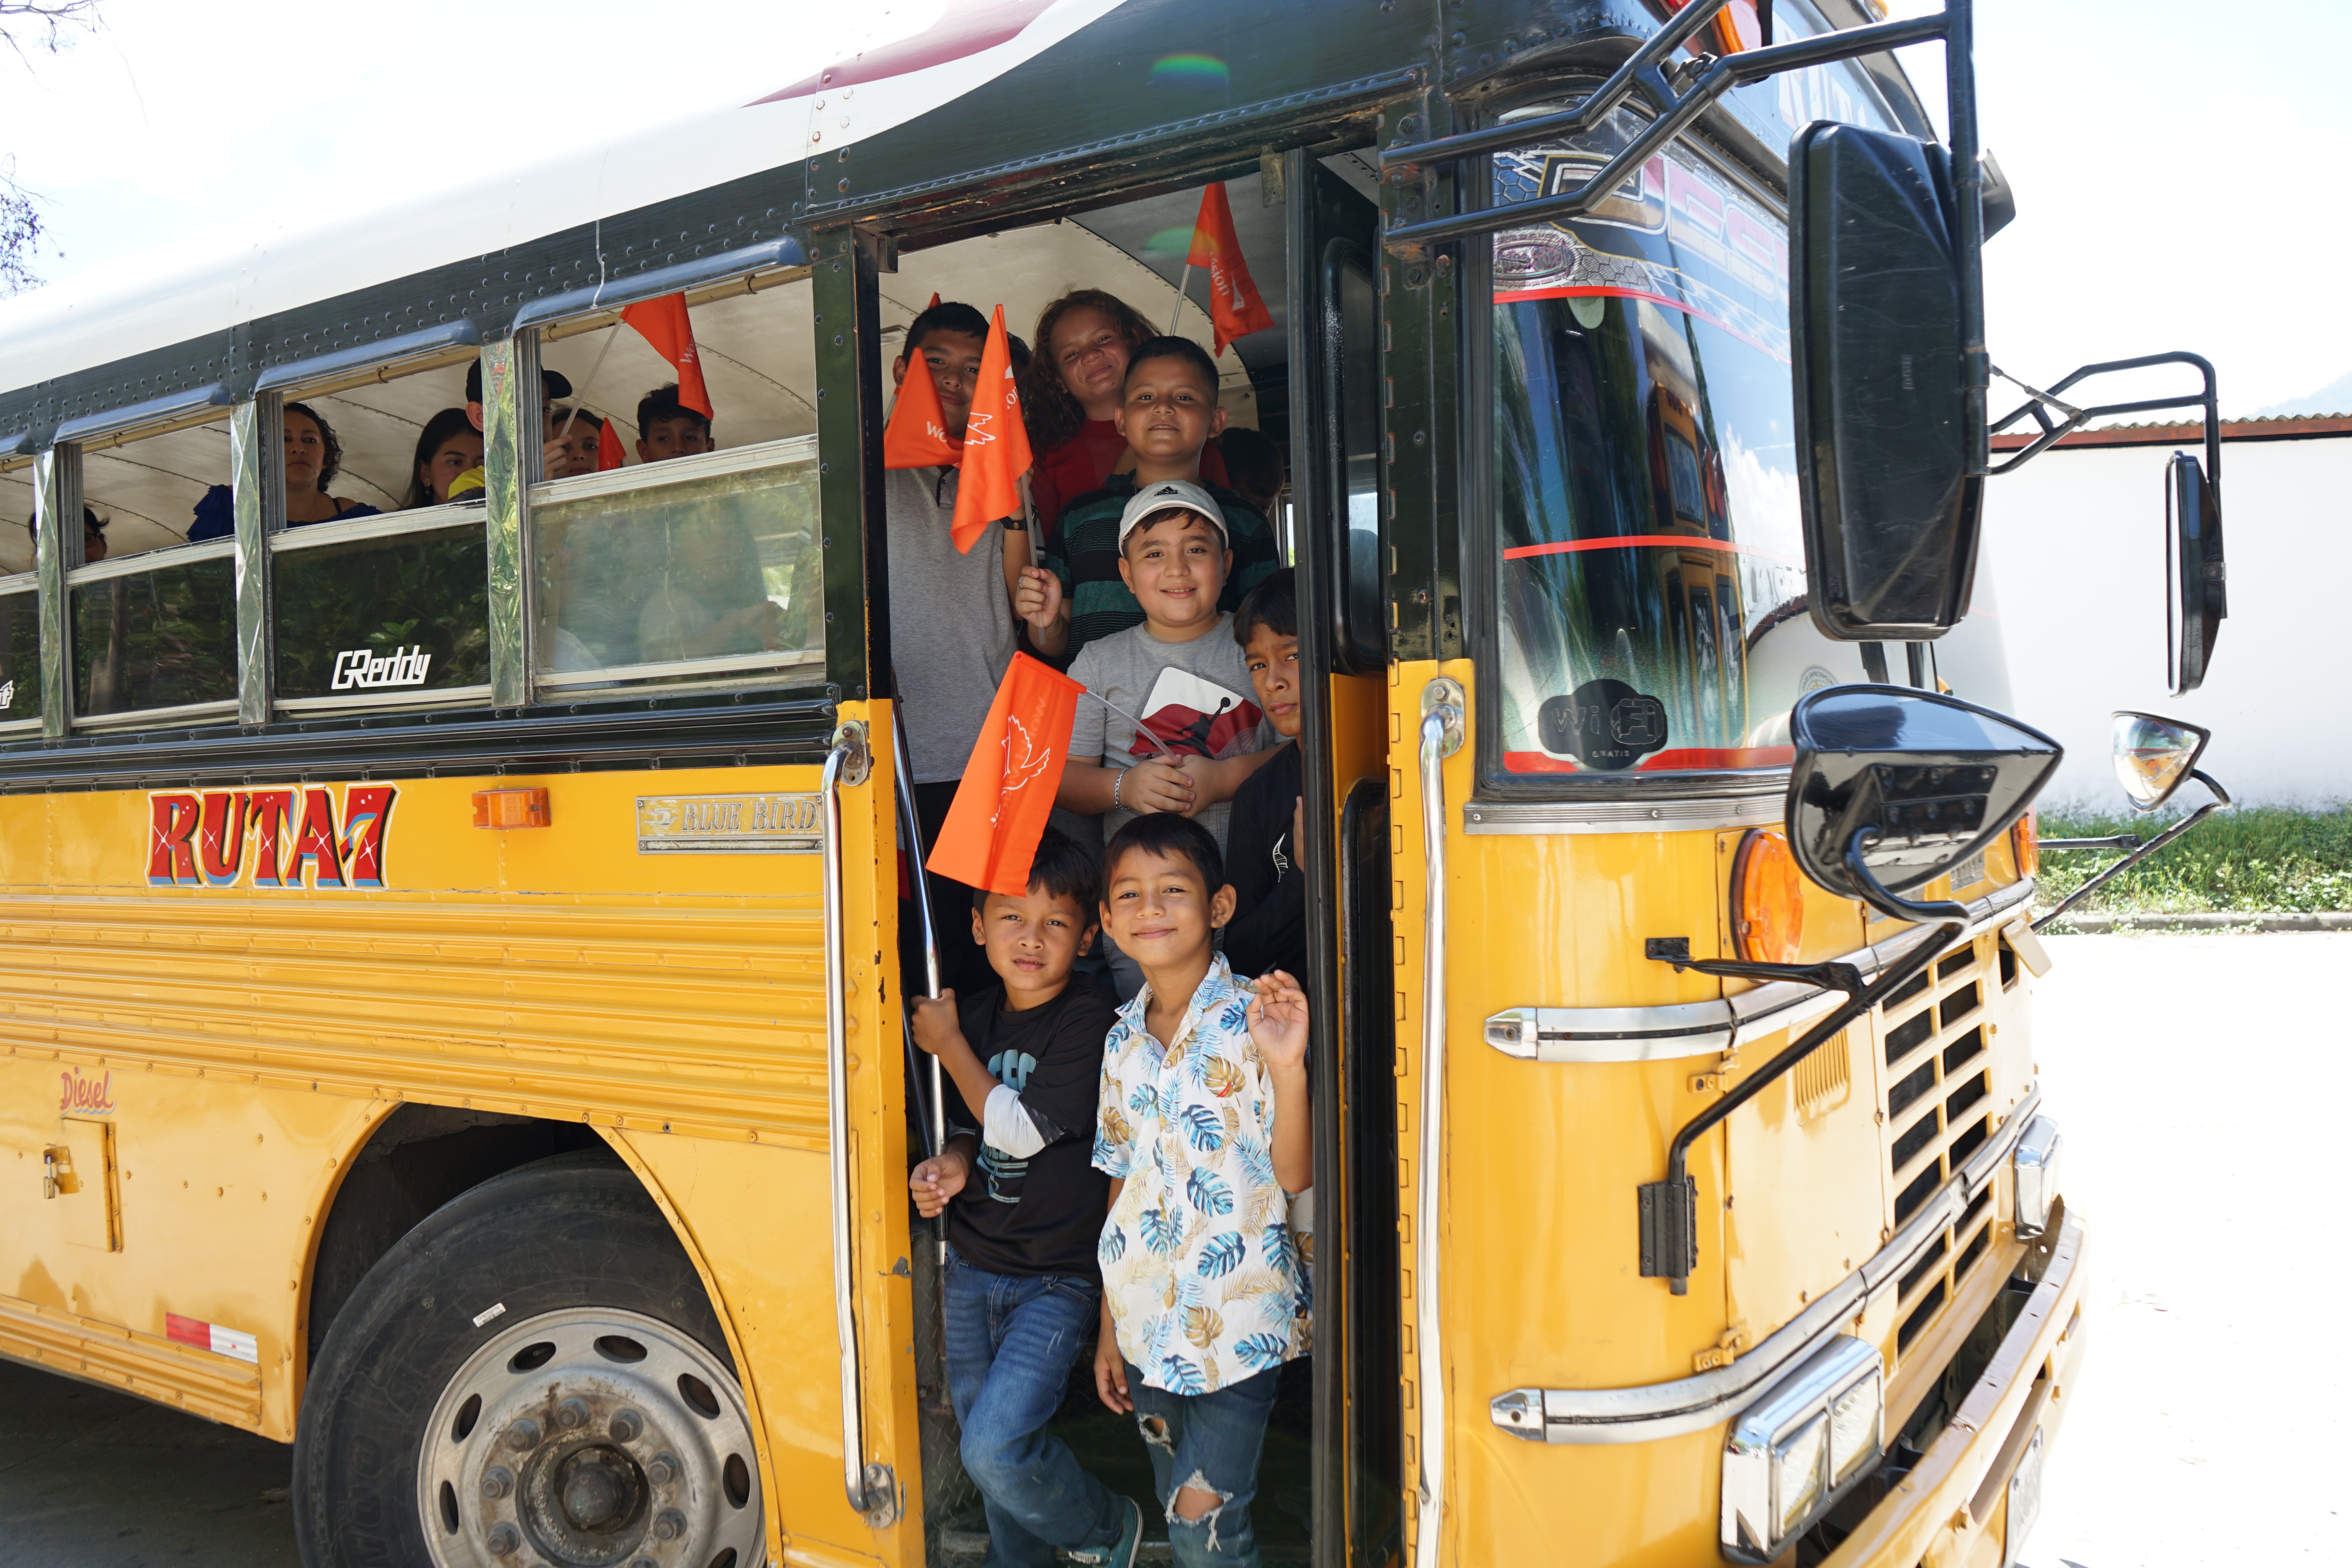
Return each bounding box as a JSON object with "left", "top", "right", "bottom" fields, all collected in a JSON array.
[{"left": 1125, "top": 1362, "right": 1282, "bottom": 1568}]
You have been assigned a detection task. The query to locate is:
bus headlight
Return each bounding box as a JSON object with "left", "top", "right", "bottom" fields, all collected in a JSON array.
[
  {"left": 2013, "top": 1114, "right": 2061, "bottom": 1239},
  {"left": 1721, "top": 1336, "right": 1884, "bottom": 1564}
]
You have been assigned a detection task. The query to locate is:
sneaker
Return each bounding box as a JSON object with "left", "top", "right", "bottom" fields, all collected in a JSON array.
[{"left": 1094, "top": 1495, "right": 1143, "bottom": 1568}]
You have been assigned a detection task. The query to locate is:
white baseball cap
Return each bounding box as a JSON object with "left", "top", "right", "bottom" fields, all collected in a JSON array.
[{"left": 1116, "top": 479, "right": 1228, "bottom": 551}]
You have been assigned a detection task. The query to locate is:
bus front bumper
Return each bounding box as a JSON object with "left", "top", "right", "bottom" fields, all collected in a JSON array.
[{"left": 1823, "top": 1207, "right": 2089, "bottom": 1568}]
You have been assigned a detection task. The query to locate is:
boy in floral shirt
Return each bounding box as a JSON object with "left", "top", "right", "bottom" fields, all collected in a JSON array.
[{"left": 1089, "top": 813, "right": 1310, "bottom": 1567}]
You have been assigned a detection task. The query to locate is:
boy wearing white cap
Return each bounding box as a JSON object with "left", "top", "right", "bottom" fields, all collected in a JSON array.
[{"left": 1057, "top": 482, "right": 1281, "bottom": 996}]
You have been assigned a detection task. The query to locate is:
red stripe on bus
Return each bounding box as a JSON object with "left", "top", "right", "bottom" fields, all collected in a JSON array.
[
  {"left": 1490, "top": 284, "right": 1790, "bottom": 364},
  {"left": 1503, "top": 746, "right": 1794, "bottom": 774},
  {"left": 1502, "top": 534, "right": 1796, "bottom": 565},
  {"left": 165, "top": 1312, "right": 210, "bottom": 1348}
]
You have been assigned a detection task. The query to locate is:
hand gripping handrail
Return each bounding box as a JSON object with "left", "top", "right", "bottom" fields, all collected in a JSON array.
[
  {"left": 1414, "top": 679, "right": 1465, "bottom": 1568},
  {"left": 820, "top": 722, "right": 897, "bottom": 1523}
]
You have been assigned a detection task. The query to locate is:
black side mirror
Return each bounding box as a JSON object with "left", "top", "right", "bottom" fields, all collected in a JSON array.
[
  {"left": 1786, "top": 685, "right": 2062, "bottom": 921},
  {"left": 2166, "top": 453, "right": 2226, "bottom": 695},
  {"left": 1788, "top": 122, "right": 1980, "bottom": 641}
]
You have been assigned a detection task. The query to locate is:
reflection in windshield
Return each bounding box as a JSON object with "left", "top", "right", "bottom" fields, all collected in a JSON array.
[{"left": 1491, "top": 115, "right": 1865, "bottom": 775}]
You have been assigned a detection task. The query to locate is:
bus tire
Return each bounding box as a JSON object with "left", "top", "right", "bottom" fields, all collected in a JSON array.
[{"left": 292, "top": 1151, "right": 766, "bottom": 1568}]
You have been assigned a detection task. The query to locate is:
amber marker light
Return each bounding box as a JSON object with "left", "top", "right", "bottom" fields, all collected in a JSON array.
[
  {"left": 1731, "top": 828, "right": 1804, "bottom": 964},
  {"left": 473, "top": 788, "right": 551, "bottom": 829},
  {"left": 2011, "top": 807, "right": 2040, "bottom": 879}
]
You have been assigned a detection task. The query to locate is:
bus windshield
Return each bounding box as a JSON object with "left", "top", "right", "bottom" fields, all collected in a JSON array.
[{"left": 1489, "top": 112, "right": 1860, "bottom": 778}]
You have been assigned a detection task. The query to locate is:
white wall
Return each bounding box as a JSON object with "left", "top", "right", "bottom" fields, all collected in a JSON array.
[{"left": 1976, "top": 433, "right": 2352, "bottom": 810}]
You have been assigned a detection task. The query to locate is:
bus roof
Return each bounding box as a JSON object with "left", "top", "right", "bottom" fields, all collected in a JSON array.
[
  {"left": 0, "top": 0, "right": 1927, "bottom": 449},
  {"left": 0, "top": 0, "right": 1125, "bottom": 423}
]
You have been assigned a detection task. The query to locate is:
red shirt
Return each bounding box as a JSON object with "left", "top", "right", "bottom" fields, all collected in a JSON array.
[{"left": 1029, "top": 419, "right": 1230, "bottom": 539}]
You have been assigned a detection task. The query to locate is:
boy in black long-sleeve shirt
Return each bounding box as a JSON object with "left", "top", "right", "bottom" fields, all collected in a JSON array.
[{"left": 1224, "top": 571, "right": 1308, "bottom": 984}]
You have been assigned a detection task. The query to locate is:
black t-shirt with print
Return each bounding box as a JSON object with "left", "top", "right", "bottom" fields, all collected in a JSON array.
[{"left": 944, "top": 981, "right": 1119, "bottom": 1279}]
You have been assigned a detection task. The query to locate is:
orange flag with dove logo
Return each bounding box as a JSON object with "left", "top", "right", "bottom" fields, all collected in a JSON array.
[
  {"left": 882, "top": 347, "right": 962, "bottom": 470},
  {"left": 619, "top": 293, "right": 712, "bottom": 417},
  {"left": 948, "top": 304, "right": 1032, "bottom": 553},
  {"left": 1185, "top": 183, "right": 1275, "bottom": 354},
  {"left": 926, "top": 653, "right": 1084, "bottom": 897}
]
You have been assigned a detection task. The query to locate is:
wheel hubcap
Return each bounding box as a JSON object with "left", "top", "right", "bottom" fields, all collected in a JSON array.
[{"left": 418, "top": 1308, "right": 764, "bottom": 1568}]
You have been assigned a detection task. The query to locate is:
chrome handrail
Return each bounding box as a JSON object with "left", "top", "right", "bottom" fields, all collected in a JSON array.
[
  {"left": 891, "top": 704, "right": 946, "bottom": 1162},
  {"left": 820, "top": 722, "right": 895, "bottom": 1522},
  {"left": 1414, "top": 679, "right": 1464, "bottom": 1568}
]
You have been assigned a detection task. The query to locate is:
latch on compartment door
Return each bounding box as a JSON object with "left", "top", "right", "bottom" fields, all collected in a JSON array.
[{"left": 42, "top": 1144, "right": 80, "bottom": 1198}]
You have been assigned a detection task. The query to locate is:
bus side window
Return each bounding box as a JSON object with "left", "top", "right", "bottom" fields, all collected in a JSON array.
[
  {"left": 529, "top": 272, "right": 823, "bottom": 698},
  {"left": 269, "top": 354, "right": 490, "bottom": 713},
  {"left": 71, "top": 414, "right": 239, "bottom": 724}
]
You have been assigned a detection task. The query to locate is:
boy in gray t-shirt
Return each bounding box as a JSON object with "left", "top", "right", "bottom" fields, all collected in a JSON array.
[{"left": 1058, "top": 481, "right": 1279, "bottom": 853}]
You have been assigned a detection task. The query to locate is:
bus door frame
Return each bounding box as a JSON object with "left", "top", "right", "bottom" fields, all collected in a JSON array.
[{"left": 1283, "top": 147, "right": 1399, "bottom": 1568}]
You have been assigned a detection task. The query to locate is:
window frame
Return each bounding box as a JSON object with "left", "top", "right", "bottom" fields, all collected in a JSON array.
[
  {"left": 1464, "top": 97, "right": 1812, "bottom": 804},
  {"left": 253, "top": 346, "right": 497, "bottom": 720}
]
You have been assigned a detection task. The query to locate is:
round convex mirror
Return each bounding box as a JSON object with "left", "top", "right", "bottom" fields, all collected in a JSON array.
[{"left": 2111, "top": 711, "right": 2210, "bottom": 811}]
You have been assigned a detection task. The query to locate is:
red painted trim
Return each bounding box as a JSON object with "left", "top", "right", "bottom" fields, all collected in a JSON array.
[
  {"left": 1492, "top": 284, "right": 1789, "bottom": 365},
  {"left": 751, "top": 0, "right": 1056, "bottom": 103},
  {"left": 164, "top": 1312, "right": 209, "bottom": 1349},
  {"left": 1990, "top": 414, "right": 2352, "bottom": 451},
  {"left": 1503, "top": 745, "right": 1794, "bottom": 774},
  {"left": 1502, "top": 533, "right": 1797, "bottom": 565}
]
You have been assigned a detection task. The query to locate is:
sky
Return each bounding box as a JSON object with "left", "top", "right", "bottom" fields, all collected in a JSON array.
[{"left": 2, "top": 0, "right": 2348, "bottom": 418}]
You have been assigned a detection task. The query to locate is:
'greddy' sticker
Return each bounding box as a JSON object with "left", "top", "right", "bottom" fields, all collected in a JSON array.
[{"left": 330, "top": 644, "right": 433, "bottom": 690}]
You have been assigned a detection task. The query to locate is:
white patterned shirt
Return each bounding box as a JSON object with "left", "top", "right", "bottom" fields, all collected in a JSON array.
[{"left": 1091, "top": 954, "right": 1309, "bottom": 1394}]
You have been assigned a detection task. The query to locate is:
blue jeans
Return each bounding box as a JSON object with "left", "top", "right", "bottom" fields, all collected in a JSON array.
[
  {"left": 943, "top": 1246, "right": 1125, "bottom": 1568},
  {"left": 1126, "top": 1362, "right": 1282, "bottom": 1567}
]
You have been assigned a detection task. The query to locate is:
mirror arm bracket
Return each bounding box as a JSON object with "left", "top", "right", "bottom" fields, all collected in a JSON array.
[
  {"left": 1638, "top": 912, "right": 1964, "bottom": 1294},
  {"left": 2032, "top": 770, "right": 2232, "bottom": 932},
  {"left": 1985, "top": 352, "right": 2222, "bottom": 490}
]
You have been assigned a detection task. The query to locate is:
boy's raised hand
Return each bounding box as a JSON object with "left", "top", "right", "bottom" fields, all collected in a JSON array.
[
  {"left": 1122, "top": 757, "right": 1198, "bottom": 816},
  {"left": 909, "top": 1146, "right": 970, "bottom": 1218},
  {"left": 1013, "top": 565, "right": 1064, "bottom": 635},
  {"left": 1247, "top": 970, "right": 1310, "bottom": 1070},
  {"left": 909, "top": 989, "right": 961, "bottom": 1057}
]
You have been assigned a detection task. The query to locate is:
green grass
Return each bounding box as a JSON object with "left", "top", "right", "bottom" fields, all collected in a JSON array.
[{"left": 2034, "top": 804, "right": 2352, "bottom": 917}]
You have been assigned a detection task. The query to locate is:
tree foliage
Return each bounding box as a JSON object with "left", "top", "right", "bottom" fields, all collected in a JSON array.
[{"left": 2, "top": 0, "right": 102, "bottom": 297}]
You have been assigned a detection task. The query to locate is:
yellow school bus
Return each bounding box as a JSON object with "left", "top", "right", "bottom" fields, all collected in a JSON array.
[{"left": 0, "top": 2, "right": 2235, "bottom": 1565}]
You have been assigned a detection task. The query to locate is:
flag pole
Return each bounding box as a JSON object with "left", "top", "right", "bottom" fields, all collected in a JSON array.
[
  {"left": 1018, "top": 471, "right": 1043, "bottom": 573},
  {"left": 1078, "top": 686, "right": 1180, "bottom": 760},
  {"left": 555, "top": 323, "right": 623, "bottom": 446},
  {"left": 1169, "top": 263, "right": 1193, "bottom": 334}
]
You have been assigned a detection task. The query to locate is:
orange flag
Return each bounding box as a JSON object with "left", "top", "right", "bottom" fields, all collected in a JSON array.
[
  {"left": 949, "top": 304, "right": 1032, "bottom": 553},
  {"left": 597, "top": 417, "right": 626, "bottom": 471},
  {"left": 1186, "top": 184, "right": 1275, "bottom": 355},
  {"left": 882, "top": 347, "right": 962, "bottom": 469},
  {"left": 620, "top": 292, "right": 712, "bottom": 417},
  {"left": 927, "top": 652, "right": 1085, "bottom": 897}
]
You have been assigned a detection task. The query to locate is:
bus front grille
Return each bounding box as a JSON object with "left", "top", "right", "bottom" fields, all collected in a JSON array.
[{"left": 1877, "top": 936, "right": 2003, "bottom": 1366}]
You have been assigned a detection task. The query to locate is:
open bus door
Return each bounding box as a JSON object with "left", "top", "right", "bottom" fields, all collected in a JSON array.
[{"left": 1280, "top": 150, "right": 1400, "bottom": 1568}]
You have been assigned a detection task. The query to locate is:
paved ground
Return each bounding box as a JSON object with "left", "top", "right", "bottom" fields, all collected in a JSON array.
[
  {"left": 2018, "top": 933, "right": 2350, "bottom": 1568},
  {"left": 1, "top": 933, "right": 2338, "bottom": 1566},
  {"left": 0, "top": 1356, "right": 298, "bottom": 1566}
]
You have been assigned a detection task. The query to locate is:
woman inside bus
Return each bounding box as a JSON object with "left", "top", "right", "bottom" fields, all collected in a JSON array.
[
  {"left": 1020, "top": 288, "right": 1225, "bottom": 536},
  {"left": 188, "top": 402, "right": 382, "bottom": 539},
  {"left": 403, "top": 407, "right": 486, "bottom": 509}
]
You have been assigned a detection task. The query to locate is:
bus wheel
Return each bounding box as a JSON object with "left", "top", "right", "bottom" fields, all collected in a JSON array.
[{"left": 292, "top": 1153, "right": 766, "bottom": 1568}]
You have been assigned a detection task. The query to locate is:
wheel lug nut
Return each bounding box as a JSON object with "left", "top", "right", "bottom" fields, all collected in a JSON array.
[
  {"left": 486, "top": 1522, "right": 521, "bottom": 1556},
  {"left": 608, "top": 1408, "right": 643, "bottom": 1442},
  {"left": 504, "top": 1418, "right": 542, "bottom": 1451},
  {"left": 646, "top": 1451, "right": 681, "bottom": 1486},
  {"left": 653, "top": 1508, "right": 687, "bottom": 1542},
  {"left": 555, "top": 1396, "right": 591, "bottom": 1430},
  {"left": 480, "top": 1465, "right": 514, "bottom": 1500}
]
